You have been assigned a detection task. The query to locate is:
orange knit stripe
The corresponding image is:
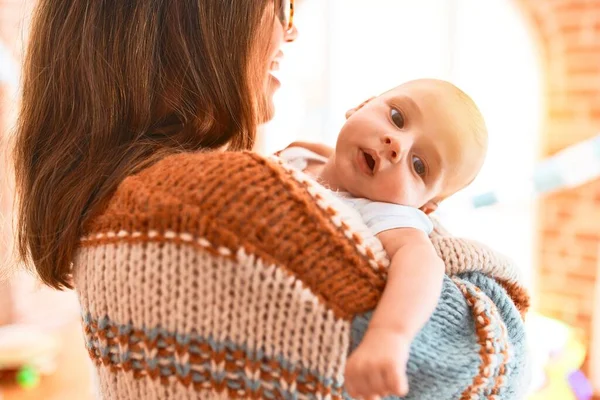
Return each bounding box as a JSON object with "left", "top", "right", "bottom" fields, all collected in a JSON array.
[{"left": 455, "top": 280, "right": 510, "bottom": 400}]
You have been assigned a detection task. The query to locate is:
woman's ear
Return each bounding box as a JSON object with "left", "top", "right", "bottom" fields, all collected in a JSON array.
[
  {"left": 421, "top": 200, "right": 439, "bottom": 215},
  {"left": 345, "top": 96, "right": 376, "bottom": 119}
]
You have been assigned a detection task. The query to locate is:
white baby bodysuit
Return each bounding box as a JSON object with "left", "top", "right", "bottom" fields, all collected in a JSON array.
[{"left": 278, "top": 146, "right": 433, "bottom": 235}]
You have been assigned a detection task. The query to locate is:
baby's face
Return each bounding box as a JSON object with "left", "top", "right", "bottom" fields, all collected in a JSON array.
[{"left": 332, "top": 79, "right": 486, "bottom": 211}]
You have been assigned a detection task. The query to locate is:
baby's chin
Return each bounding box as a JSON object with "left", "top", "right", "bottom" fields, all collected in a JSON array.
[{"left": 342, "top": 180, "right": 389, "bottom": 202}]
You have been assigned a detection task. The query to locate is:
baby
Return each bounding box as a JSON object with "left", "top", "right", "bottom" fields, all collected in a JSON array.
[{"left": 277, "top": 79, "right": 488, "bottom": 399}]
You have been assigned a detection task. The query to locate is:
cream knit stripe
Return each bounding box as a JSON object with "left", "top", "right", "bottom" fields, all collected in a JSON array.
[
  {"left": 81, "top": 228, "right": 381, "bottom": 317},
  {"left": 433, "top": 236, "right": 521, "bottom": 284},
  {"left": 74, "top": 243, "right": 351, "bottom": 381}
]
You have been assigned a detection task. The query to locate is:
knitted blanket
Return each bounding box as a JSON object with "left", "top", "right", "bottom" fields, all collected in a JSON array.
[{"left": 74, "top": 151, "right": 530, "bottom": 399}]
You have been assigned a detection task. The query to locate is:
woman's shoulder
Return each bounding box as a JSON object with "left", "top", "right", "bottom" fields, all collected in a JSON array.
[
  {"left": 85, "top": 151, "right": 264, "bottom": 228},
  {"left": 134, "top": 150, "right": 266, "bottom": 187},
  {"left": 86, "top": 150, "right": 280, "bottom": 231}
]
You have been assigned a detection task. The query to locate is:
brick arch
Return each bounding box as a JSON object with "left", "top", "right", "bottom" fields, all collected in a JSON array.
[
  {"left": 517, "top": 0, "right": 600, "bottom": 153},
  {"left": 516, "top": 0, "right": 600, "bottom": 384}
]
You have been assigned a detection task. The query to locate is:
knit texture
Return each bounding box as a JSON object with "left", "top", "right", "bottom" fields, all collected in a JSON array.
[{"left": 74, "top": 151, "right": 530, "bottom": 399}]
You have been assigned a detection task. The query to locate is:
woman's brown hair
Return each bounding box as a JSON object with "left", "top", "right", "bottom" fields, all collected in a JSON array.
[{"left": 13, "top": 0, "right": 279, "bottom": 289}]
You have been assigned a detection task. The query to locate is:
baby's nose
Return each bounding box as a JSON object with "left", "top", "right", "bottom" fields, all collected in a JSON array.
[{"left": 383, "top": 136, "right": 402, "bottom": 163}]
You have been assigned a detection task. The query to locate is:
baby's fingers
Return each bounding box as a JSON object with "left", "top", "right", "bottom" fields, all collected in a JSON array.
[
  {"left": 382, "top": 364, "right": 409, "bottom": 396},
  {"left": 344, "top": 367, "right": 367, "bottom": 399},
  {"left": 367, "top": 366, "right": 389, "bottom": 398},
  {"left": 345, "top": 366, "right": 382, "bottom": 399},
  {"left": 355, "top": 370, "right": 391, "bottom": 399}
]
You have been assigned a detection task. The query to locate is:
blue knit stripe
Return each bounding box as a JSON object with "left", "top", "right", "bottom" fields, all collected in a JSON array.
[
  {"left": 82, "top": 313, "right": 345, "bottom": 399},
  {"left": 351, "top": 273, "right": 525, "bottom": 400}
]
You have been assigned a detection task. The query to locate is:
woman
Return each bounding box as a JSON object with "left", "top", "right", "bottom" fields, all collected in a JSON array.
[{"left": 13, "top": 1, "right": 529, "bottom": 399}]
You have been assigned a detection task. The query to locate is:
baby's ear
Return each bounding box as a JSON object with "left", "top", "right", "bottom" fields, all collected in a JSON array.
[
  {"left": 421, "top": 200, "right": 439, "bottom": 215},
  {"left": 345, "top": 96, "right": 376, "bottom": 119}
]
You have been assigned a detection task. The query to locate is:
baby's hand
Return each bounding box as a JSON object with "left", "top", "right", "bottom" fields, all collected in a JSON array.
[{"left": 344, "top": 327, "right": 410, "bottom": 400}]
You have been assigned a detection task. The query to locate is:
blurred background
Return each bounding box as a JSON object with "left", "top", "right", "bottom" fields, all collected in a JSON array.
[{"left": 1, "top": 0, "right": 599, "bottom": 399}]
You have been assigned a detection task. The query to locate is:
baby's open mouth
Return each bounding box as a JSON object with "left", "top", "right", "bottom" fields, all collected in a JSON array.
[{"left": 363, "top": 151, "right": 376, "bottom": 172}]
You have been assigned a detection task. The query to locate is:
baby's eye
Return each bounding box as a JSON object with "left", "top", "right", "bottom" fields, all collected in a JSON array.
[
  {"left": 412, "top": 156, "right": 426, "bottom": 177},
  {"left": 390, "top": 108, "right": 405, "bottom": 129}
]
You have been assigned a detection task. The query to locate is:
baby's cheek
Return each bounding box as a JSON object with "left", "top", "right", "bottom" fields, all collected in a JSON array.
[
  {"left": 379, "top": 181, "right": 405, "bottom": 203},
  {"left": 388, "top": 181, "right": 422, "bottom": 207}
]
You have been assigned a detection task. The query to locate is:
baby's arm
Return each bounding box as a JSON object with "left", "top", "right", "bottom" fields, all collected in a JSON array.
[
  {"left": 344, "top": 228, "right": 444, "bottom": 399},
  {"left": 371, "top": 228, "right": 444, "bottom": 341}
]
